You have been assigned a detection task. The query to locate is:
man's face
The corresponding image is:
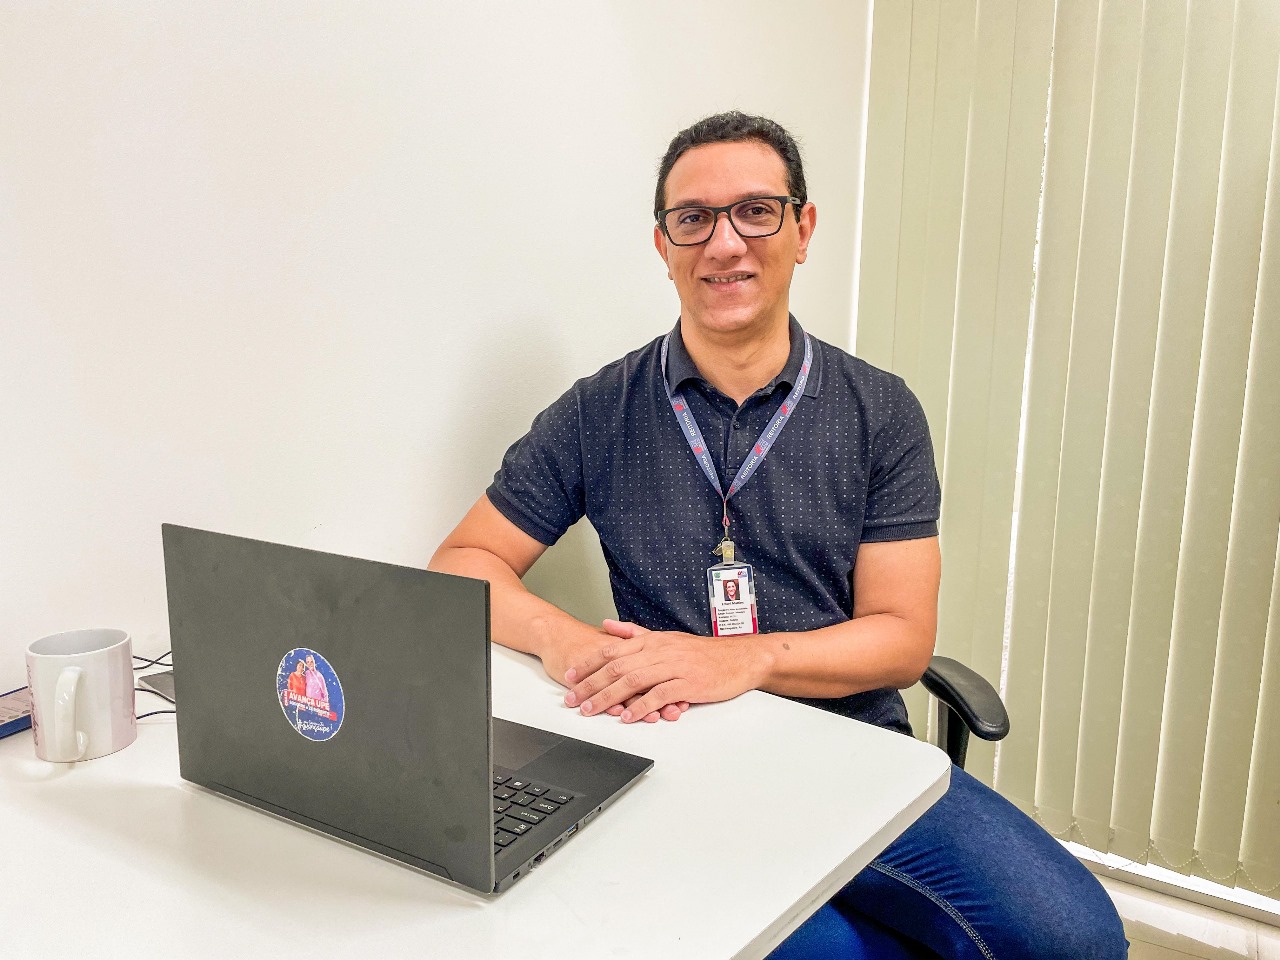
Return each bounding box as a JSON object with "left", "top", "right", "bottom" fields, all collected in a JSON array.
[
  {"left": 725, "top": 580, "right": 738, "bottom": 600},
  {"left": 654, "top": 140, "right": 816, "bottom": 338}
]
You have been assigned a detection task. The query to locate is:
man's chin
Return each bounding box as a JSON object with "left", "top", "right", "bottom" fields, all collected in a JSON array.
[{"left": 685, "top": 305, "right": 778, "bottom": 337}]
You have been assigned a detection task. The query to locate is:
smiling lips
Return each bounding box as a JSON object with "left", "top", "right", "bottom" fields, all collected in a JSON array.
[{"left": 703, "top": 273, "right": 753, "bottom": 284}]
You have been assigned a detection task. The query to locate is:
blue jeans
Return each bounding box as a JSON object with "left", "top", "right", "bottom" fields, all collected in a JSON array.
[{"left": 768, "top": 765, "right": 1128, "bottom": 959}]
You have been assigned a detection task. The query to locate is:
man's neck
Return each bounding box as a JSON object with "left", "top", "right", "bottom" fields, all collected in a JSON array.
[{"left": 680, "top": 314, "right": 792, "bottom": 406}]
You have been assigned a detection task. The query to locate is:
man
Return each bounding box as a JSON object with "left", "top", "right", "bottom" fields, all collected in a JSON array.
[
  {"left": 304, "top": 654, "right": 328, "bottom": 705},
  {"left": 430, "top": 112, "right": 1126, "bottom": 958}
]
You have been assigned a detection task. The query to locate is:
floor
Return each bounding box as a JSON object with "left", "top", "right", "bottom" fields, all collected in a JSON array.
[{"left": 1100, "top": 876, "right": 1280, "bottom": 959}]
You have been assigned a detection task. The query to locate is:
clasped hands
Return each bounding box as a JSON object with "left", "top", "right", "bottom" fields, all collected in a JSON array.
[{"left": 558, "top": 619, "right": 764, "bottom": 724}]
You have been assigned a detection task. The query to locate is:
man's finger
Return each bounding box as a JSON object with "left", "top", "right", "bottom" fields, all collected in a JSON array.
[
  {"left": 564, "top": 636, "right": 644, "bottom": 687},
  {"left": 565, "top": 649, "right": 658, "bottom": 707},
  {"left": 620, "top": 680, "right": 689, "bottom": 723},
  {"left": 576, "top": 662, "right": 671, "bottom": 716},
  {"left": 602, "top": 618, "right": 650, "bottom": 640},
  {"left": 603, "top": 701, "right": 658, "bottom": 721}
]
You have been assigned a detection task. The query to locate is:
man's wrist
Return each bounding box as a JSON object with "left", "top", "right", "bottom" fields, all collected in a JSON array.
[
  {"left": 741, "top": 632, "right": 782, "bottom": 690},
  {"left": 529, "top": 612, "right": 592, "bottom": 662}
]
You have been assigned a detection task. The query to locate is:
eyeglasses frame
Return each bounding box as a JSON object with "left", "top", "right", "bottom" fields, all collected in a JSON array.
[{"left": 655, "top": 195, "right": 804, "bottom": 247}]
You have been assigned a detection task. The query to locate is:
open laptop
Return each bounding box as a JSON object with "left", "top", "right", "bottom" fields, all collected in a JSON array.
[{"left": 160, "top": 523, "right": 653, "bottom": 894}]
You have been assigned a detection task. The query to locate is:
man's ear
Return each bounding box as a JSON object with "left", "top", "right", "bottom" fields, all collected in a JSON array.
[
  {"left": 654, "top": 224, "right": 673, "bottom": 279},
  {"left": 795, "top": 202, "right": 817, "bottom": 265}
]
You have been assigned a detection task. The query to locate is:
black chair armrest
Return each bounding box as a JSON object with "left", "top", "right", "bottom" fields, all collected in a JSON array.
[{"left": 920, "top": 656, "right": 1010, "bottom": 742}]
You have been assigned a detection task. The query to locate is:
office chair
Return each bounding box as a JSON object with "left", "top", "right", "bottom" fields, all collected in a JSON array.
[{"left": 919, "top": 656, "right": 1010, "bottom": 769}]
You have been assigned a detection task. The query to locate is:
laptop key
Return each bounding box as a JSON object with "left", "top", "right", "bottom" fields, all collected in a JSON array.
[
  {"left": 498, "top": 817, "right": 531, "bottom": 835},
  {"left": 525, "top": 784, "right": 548, "bottom": 796},
  {"left": 493, "top": 787, "right": 516, "bottom": 800},
  {"left": 494, "top": 802, "right": 510, "bottom": 814},
  {"left": 509, "top": 779, "right": 531, "bottom": 791},
  {"left": 494, "top": 831, "right": 516, "bottom": 847},
  {"left": 548, "top": 791, "right": 574, "bottom": 805},
  {"left": 510, "top": 808, "right": 544, "bottom": 825},
  {"left": 511, "top": 793, "right": 535, "bottom": 807},
  {"left": 532, "top": 800, "right": 559, "bottom": 815},
  {"left": 493, "top": 775, "right": 511, "bottom": 785}
]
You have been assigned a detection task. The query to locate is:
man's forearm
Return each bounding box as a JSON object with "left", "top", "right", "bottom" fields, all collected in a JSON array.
[
  {"left": 427, "top": 546, "right": 591, "bottom": 660},
  {"left": 749, "top": 614, "right": 935, "bottom": 699}
]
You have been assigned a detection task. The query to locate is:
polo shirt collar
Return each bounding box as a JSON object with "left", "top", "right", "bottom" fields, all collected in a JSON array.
[{"left": 665, "top": 314, "right": 823, "bottom": 399}]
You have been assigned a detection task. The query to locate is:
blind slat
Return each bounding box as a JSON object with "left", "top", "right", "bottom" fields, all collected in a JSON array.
[
  {"left": 889, "top": 0, "right": 943, "bottom": 392},
  {"left": 1034, "top": 0, "right": 1145, "bottom": 839},
  {"left": 1075, "top": 0, "right": 1188, "bottom": 852},
  {"left": 1195, "top": 40, "right": 1280, "bottom": 886},
  {"left": 1239, "top": 534, "right": 1280, "bottom": 894},
  {"left": 995, "top": 0, "right": 1103, "bottom": 811},
  {"left": 856, "top": 0, "right": 915, "bottom": 371},
  {"left": 1150, "top": 0, "right": 1278, "bottom": 875},
  {"left": 936, "top": 0, "right": 1038, "bottom": 734},
  {"left": 1109, "top": 0, "right": 1237, "bottom": 864},
  {"left": 909, "top": 0, "right": 978, "bottom": 477}
]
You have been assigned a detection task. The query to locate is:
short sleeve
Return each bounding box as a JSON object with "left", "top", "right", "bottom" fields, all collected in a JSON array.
[
  {"left": 861, "top": 376, "right": 941, "bottom": 542},
  {"left": 486, "top": 387, "right": 587, "bottom": 546}
]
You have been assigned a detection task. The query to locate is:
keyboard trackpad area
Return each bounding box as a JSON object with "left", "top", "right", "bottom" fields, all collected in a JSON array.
[{"left": 493, "top": 718, "right": 563, "bottom": 770}]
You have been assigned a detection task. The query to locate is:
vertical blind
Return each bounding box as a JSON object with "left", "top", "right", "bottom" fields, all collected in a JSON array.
[{"left": 857, "top": 0, "right": 1280, "bottom": 896}]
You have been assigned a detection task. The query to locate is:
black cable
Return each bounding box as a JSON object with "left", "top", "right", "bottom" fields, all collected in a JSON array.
[
  {"left": 135, "top": 686, "right": 176, "bottom": 705},
  {"left": 137, "top": 709, "right": 176, "bottom": 719},
  {"left": 133, "top": 651, "right": 173, "bottom": 670}
]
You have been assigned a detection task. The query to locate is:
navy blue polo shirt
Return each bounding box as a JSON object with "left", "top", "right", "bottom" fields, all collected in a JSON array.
[{"left": 487, "top": 316, "right": 940, "bottom": 732}]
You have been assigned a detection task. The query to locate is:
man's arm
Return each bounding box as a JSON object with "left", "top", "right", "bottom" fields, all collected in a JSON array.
[
  {"left": 429, "top": 494, "right": 686, "bottom": 721},
  {"left": 757, "top": 536, "right": 939, "bottom": 697},
  {"left": 561, "top": 537, "right": 939, "bottom": 721}
]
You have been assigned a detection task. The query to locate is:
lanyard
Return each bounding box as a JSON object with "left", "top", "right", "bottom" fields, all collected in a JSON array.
[{"left": 660, "top": 331, "right": 812, "bottom": 554}]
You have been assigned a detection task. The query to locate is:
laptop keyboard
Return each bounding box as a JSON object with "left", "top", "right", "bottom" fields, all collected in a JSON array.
[{"left": 493, "top": 770, "right": 575, "bottom": 855}]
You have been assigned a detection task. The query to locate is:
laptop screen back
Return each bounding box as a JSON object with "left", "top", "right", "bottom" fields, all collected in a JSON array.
[{"left": 161, "top": 524, "right": 495, "bottom": 892}]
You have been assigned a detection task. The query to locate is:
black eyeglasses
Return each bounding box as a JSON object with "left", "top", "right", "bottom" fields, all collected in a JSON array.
[{"left": 656, "top": 196, "right": 803, "bottom": 246}]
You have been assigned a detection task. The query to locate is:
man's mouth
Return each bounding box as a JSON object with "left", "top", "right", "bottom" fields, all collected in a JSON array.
[{"left": 702, "top": 273, "right": 754, "bottom": 284}]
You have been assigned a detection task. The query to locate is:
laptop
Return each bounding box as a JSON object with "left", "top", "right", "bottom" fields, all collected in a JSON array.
[{"left": 160, "top": 523, "right": 653, "bottom": 894}]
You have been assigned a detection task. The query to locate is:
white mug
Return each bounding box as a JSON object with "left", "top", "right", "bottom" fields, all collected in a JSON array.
[{"left": 25, "top": 628, "right": 137, "bottom": 762}]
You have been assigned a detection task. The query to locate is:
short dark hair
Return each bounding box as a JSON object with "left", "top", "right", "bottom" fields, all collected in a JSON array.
[{"left": 654, "top": 111, "right": 807, "bottom": 220}]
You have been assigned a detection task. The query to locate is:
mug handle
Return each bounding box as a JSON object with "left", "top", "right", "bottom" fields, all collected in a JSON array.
[{"left": 54, "top": 666, "right": 89, "bottom": 761}]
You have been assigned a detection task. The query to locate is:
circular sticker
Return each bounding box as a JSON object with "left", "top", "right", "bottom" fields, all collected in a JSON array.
[{"left": 277, "top": 647, "right": 345, "bottom": 741}]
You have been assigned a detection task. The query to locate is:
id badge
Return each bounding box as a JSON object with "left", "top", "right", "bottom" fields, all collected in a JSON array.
[{"left": 707, "top": 563, "right": 759, "bottom": 637}]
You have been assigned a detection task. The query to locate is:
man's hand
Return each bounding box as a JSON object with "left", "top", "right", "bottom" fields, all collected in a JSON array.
[
  {"left": 541, "top": 621, "right": 687, "bottom": 723},
  {"left": 563, "top": 620, "right": 763, "bottom": 723}
]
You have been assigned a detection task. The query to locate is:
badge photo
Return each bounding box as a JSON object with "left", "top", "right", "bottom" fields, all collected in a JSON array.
[{"left": 707, "top": 563, "right": 759, "bottom": 637}]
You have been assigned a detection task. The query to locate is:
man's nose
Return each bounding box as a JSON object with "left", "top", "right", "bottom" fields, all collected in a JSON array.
[{"left": 704, "top": 210, "right": 747, "bottom": 257}]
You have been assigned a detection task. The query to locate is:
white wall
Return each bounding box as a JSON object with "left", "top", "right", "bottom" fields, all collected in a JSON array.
[{"left": 0, "top": 2, "right": 870, "bottom": 687}]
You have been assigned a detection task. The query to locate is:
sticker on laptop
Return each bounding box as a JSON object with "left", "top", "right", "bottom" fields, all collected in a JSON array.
[{"left": 277, "top": 647, "right": 345, "bottom": 742}]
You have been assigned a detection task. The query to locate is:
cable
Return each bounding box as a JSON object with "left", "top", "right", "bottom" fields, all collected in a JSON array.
[
  {"left": 137, "top": 709, "right": 176, "bottom": 719},
  {"left": 1, "top": 686, "right": 27, "bottom": 698},
  {"left": 133, "top": 651, "right": 173, "bottom": 670},
  {"left": 135, "top": 686, "right": 176, "bottom": 705}
]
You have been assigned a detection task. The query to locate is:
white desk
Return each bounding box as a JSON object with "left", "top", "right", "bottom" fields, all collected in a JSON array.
[{"left": 0, "top": 646, "right": 949, "bottom": 959}]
